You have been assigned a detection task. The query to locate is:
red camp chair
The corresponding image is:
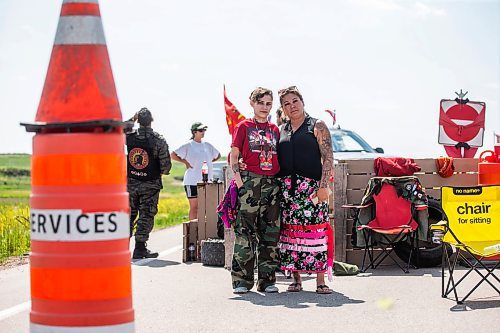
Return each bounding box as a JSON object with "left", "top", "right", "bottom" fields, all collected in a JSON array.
[{"left": 346, "top": 182, "right": 419, "bottom": 273}]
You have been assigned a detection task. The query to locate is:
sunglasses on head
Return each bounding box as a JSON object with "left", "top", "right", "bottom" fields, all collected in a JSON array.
[{"left": 278, "top": 86, "right": 299, "bottom": 97}]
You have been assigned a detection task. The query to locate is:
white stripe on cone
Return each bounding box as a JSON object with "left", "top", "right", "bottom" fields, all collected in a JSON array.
[
  {"left": 31, "top": 322, "right": 135, "bottom": 333},
  {"left": 30, "top": 209, "right": 129, "bottom": 241},
  {"left": 63, "top": 0, "right": 99, "bottom": 4},
  {"left": 55, "top": 16, "right": 106, "bottom": 45}
]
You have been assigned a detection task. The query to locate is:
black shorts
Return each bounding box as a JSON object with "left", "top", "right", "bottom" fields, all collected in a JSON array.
[{"left": 184, "top": 185, "right": 198, "bottom": 198}]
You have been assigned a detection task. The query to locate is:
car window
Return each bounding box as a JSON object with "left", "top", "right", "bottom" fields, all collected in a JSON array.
[
  {"left": 331, "top": 130, "right": 375, "bottom": 153},
  {"left": 211, "top": 161, "right": 226, "bottom": 182}
]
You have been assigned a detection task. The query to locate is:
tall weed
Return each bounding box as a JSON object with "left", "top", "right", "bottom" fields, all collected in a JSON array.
[
  {"left": 155, "top": 196, "right": 189, "bottom": 229},
  {"left": 0, "top": 203, "right": 30, "bottom": 263}
]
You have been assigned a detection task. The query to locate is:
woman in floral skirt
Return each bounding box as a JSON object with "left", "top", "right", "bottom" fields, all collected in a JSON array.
[{"left": 277, "top": 86, "right": 334, "bottom": 294}]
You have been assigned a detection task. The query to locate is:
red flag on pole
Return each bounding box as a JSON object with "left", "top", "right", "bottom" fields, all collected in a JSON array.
[
  {"left": 324, "top": 109, "right": 336, "bottom": 126},
  {"left": 224, "top": 85, "right": 245, "bottom": 135},
  {"left": 495, "top": 132, "right": 500, "bottom": 158}
]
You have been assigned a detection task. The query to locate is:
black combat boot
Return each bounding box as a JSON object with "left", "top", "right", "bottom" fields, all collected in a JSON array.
[{"left": 132, "top": 241, "right": 159, "bottom": 259}]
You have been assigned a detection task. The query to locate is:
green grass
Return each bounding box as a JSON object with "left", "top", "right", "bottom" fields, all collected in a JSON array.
[
  {"left": 0, "top": 154, "right": 31, "bottom": 170},
  {"left": 0, "top": 173, "right": 31, "bottom": 199},
  {"left": 162, "top": 161, "right": 188, "bottom": 195},
  {"left": 0, "top": 154, "right": 31, "bottom": 199},
  {"left": 0, "top": 203, "right": 30, "bottom": 263},
  {"left": 0, "top": 153, "right": 192, "bottom": 262},
  {"left": 155, "top": 161, "right": 190, "bottom": 228}
]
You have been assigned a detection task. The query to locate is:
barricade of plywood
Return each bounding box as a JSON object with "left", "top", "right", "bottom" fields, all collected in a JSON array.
[
  {"left": 333, "top": 158, "right": 479, "bottom": 265},
  {"left": 197, "top": 182, "right": 225, "bottom": 241},
  {"left": 182, "top": 182, "right": 224, "bottom": 262}
]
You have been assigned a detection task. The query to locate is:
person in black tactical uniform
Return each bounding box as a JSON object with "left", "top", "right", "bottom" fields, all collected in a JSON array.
[{"left": 126, "top": 107, "right": 172, "bottom": 259}]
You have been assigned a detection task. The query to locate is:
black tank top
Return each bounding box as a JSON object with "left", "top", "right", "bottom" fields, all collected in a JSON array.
[
  {"left": 126, "top": 134, "right": 161, "bottom": 181},
  {"left": 278, "top": 115, "right": 322, "bottom": 180}
]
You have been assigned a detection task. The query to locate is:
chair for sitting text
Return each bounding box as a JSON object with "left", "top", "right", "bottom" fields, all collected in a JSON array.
[{"left": 431, "top": 185, "right": 500, "bottom": 305}]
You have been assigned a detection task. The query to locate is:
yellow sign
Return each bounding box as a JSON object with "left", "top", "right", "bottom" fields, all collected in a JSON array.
[{"left": 441, "top": 185, "right": 500, "bottom": 254}]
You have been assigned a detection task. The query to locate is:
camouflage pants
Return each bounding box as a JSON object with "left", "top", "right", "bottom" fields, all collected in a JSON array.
[
  {"left": 231, "top": 173, "right": 280, "bottom": 290},
  {"left": 128, "top": 181, "right": 160, "bottom": 243}
]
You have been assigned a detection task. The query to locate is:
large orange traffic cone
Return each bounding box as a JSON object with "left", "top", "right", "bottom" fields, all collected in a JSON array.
[
  {"left": 22, "top": 1, "right": 134, "bottom": 332},
  {"left": 25, "top": 0, "right": 122, "bottom": 130}
]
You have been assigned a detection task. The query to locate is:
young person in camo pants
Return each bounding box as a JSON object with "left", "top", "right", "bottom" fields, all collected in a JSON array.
[{"left": 230, "top": 87, "right": 281, "bottom": 294}]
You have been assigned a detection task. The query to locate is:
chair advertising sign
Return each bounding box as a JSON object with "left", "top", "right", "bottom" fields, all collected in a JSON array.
[
  {"left": 439, "top": 185, "right": 500, "bottom": 304},
  {"left": 441, "top": 186, "right": 499, "bottom": 253}
]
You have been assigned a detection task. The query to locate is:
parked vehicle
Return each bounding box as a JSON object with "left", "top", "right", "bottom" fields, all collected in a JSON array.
[
  {"left": 330, "top": 128, "right": 386, "bottom": 160},
  {"left": 212, "top": 160, "right": 227, "bottom": 183}
]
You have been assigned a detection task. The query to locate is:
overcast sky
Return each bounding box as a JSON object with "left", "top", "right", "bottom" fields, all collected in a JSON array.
[{"left": 0, "top": 0, "right": 498, "bottom": 157}]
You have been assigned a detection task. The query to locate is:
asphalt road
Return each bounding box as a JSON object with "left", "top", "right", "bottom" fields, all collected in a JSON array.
[{"left": 1, "top": 225, "right": 499, "bottom": 333}]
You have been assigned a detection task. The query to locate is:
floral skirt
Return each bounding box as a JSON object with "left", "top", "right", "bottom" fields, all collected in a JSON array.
[{"left": 279, "top": 174, "right": 332, "bottom": 273}]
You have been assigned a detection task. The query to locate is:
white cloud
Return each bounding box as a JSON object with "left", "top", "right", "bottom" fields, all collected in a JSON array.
[
  {"left": 159, "top": 63, "right": 181, "bottom": 72},
  {"left": 20, "top": 24, "right": 35, "bottom": 35},
  {"left": 483, "top": 81, "right": 500, "bottom": 91},
  {"left": 351, "top": 0, "right": 402, "bottom": 11},
  {"left": 414, "top": 2, "right": 447, "bottom": 18}
]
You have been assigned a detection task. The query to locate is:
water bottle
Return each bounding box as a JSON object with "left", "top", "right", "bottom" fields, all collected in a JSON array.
[
  {"left": 201, "top": 161, "right": 209, "bottom": 182},
  {"left": 188, "top": 242, "right": 196, "bottom": 261}
]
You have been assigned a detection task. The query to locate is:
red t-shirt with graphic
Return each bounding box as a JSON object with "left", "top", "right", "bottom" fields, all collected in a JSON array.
[{"left": 231, "top": 119, "right": 280, "bottom": 176}]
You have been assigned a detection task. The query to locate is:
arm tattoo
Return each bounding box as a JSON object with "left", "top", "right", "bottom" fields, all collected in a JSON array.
[
  {"left": 314, "top": 120, "right": 334, "bottom": 188},
  {"left": 231, "top": 163, "right": 240, "bottom": 174}
]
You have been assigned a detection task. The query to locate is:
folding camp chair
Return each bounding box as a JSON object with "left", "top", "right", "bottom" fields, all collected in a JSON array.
[
  {"left": 431, "top": 185, "right": 500, "bottom": 305},
  {"left": 343, "top": 176, "right": 427, "bottom": 273}
]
